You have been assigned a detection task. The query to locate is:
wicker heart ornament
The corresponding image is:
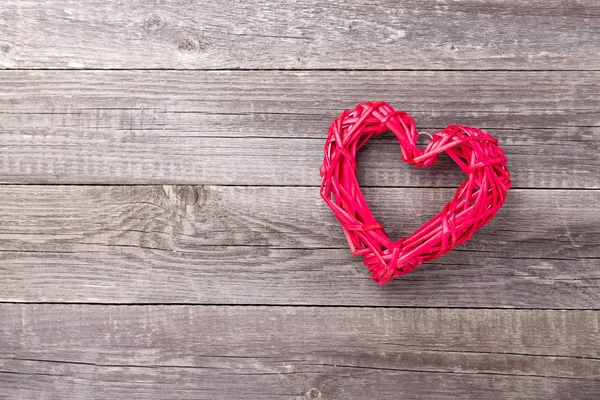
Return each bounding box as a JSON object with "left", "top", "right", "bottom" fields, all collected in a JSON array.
[{"left": 320, "top": 102, "right": 512, "bottom": 285}]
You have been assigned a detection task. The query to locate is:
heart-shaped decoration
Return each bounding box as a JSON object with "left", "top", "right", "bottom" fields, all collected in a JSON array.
[{"left": 320, "top": 102, "right": 512, "bottom": 285}]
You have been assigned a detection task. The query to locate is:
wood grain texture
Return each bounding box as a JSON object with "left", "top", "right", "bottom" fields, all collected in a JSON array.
[
  {"left": 0, "top": 185, "right": 597, "bottom": 307},
  {"left": 1, "top": 305, "right": 599, "bottom": 399},
  {"left": 1, "top": 70, "right": 598, "bottom": 187},
  {"left": 1, "top": 0, "right": 599, "bottom": 70},
  {"left": 2, "top": 1, "right": 599, "bottom": 398}
]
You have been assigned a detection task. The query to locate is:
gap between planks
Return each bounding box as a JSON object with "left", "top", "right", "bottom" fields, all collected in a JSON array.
[
  {"left": 0, "top": 184, "right": 599, "bottom": 190},
  {"left": 4, "top": 68, "right": 600, "bottom": 72},
  {"left": 0, "top": 302, "right": 598, "bottom": 311}
]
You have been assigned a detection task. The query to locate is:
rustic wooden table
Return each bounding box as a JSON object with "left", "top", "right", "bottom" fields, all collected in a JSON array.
[{"left": 1, "top": 1, "right": 599, "bottom": 399}]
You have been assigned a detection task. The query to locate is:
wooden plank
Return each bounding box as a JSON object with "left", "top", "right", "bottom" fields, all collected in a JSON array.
[
  {"left": 1, "top": 70, "right": 598, "bottom": 187},
  {"left": 0, "top": 305, "right": 598, "bottom": 399},
  {"left": 1, "top": 185, "right": 597, "bottom": 307},
  {"left": 1, "top": 0, "right": 599, "bottom": 70},
  {"left": 4, "top": 70, "right": 598, "bottom": 135}
]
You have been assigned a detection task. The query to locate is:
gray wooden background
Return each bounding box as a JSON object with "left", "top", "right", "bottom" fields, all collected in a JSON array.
[{"left": 1, "top": 1, "right": 599, "bottom": 399}]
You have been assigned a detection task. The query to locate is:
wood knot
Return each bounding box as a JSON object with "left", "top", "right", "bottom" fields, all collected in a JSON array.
[
  {"left": 0, "top": 43, "right": 13, "bottom": 54},
  {"left": 161, "top": 185, "right": 207, "bottom": 218},
  {"left": 306, "top": 388, "right": 321, "bottom": 399},
  {"left": 177, "top": 36, "right": 203, "bottom": 52},
  {"left": 144, "top": 14, "right": 166, "bottom": 32}
]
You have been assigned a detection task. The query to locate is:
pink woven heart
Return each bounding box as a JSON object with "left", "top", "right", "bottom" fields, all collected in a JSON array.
[{"left": 320, "top": 102, "right": 512, "bottom": 284}]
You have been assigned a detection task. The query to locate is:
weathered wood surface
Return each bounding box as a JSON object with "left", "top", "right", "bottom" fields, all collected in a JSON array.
[
  {"left": 1, "top": 0, "right": 599, "bottom": 70},
  {"left": 1, "top": 305, "right": 598, "bottom": 399},
  {"left": 0, "top": 185, "right": 597, "bottom": 307},
  {"left": 2, "top": 1, "right": 599, "bottom": 398},
  {"left": 1, "top": 70, "right": 598, "bottom": 187}
]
